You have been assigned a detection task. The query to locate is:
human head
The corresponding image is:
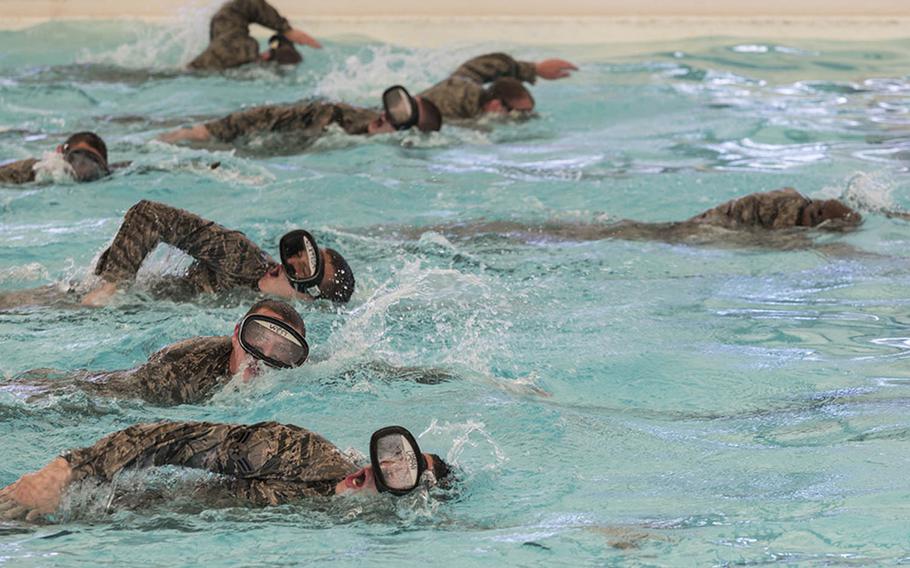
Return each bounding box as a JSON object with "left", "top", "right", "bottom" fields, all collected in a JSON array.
[
  {"left": 57, "top": 132, "right": 110, "bottom": 182},
  {"left": 335, "top": 452, "right": 452, "bottom": 495},
  {"left": 800, "top": 199, "right": 862, "bottom": 229},
  {"left": 257, "top": 238, "right": 356, "bottom": 304},
  {"left": 230, "top": 299, "right": 308, "bottom": 378},
  {"left": 368, "top": 87, "right": 443, "bottom": 135},
  {"left": 481, "top": 78, "right": 535, "bottom": 114},
  {"left": 264, "top": 34, "right": 303, "bottom": 65}
]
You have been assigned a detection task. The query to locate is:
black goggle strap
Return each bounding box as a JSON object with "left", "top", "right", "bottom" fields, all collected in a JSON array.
[
  {"left": 238, "top": 314, "right": 309, "bottom": 368},
  {"left": 382, "top": 85, "right": 419, "bottom": 131},
  {"left": 369, "top": 426, "right": 428, "bottom": 495}
]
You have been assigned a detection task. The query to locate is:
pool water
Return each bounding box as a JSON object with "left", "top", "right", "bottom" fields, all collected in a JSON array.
[{"left": 2, "top": 15, "right": 910, "bottom": 566}]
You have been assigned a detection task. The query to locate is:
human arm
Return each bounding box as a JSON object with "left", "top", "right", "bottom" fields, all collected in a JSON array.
[
  {"left": 158, "top": 124, "right": 213, "bottom": 144},
  {"left": 0, "top": 158, "right": 39, "bottom": 185},
  {"left": 229, "top": 0, "right": 320, "bottom": 48},
  {"left": 452, "top": 53, "right": 577, "bottom": 84},
  {"left": 0, "top": 421, "right": 357, "bottom": 520},
  {"left": 82, "top": 200, "right": 272, "bottom": 305}
]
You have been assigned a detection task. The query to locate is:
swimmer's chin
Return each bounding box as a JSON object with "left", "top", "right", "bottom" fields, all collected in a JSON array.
[{"left": 235, "top": 359, "right": 262, "bottom": 382}]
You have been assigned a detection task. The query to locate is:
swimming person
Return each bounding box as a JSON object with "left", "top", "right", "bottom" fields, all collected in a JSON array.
[
  {"left": 158, "top": 85, "right": 442, "bottom": 149},
  {"left": 376, "top": 188, "right": 863, "bottom": 248},
  {"left": 418, "top": 52, "right": 578, "bottom": 121},
  {"left": 6, "top": 299, "right": 308, "bottom": 405},
  {"left": 187, "top": 0, "right": 321, "bottom": 71},
  {"left": 77, "top": 200, "right": 354, "bottom": 306},
  {"left": 0, "top": 132, "right": 111, "bottom": 185},
  {"left": 0, "top": 422, "right": 451, "bottom": 522}
]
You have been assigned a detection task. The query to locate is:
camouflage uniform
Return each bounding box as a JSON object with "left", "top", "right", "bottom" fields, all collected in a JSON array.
[
  {"left": 687, "top": 188, "right": 861, "bottom": 229},
  {"left": 400, "top": 189, "right": 860, "bottom": 247},
  {"left": 94, "top": 200, "right": 275, "bottom": 296},
  {"left": 204, "top": 101, "right": 378, "bottom": 143},
  {"left": 188, "top": 0, "right": 291, "bottom": 71},
  {"left": 419, "top": 53, "right": 538, "bottom": 120},
  {"left": 10, "top": 336, "right": 233, "bottom": 406},
  {"left": 64, "top": 421, "right": 359, "bottom": 504},
  {"left": 0, "top": 158, "right": 38, "bottom": 185}
]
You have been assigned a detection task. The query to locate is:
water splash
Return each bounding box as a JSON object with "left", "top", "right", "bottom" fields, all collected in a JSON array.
[{"left": 74, "top": 0, "right": 220, "bottom": 69}]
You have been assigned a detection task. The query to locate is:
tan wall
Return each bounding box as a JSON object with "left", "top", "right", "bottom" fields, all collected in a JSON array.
[
  {"left": 3, "top": 0, "right": 910, "bottom": 44},
  {"left": 3, "top": 0, "right": 910, "bottom": 18}
]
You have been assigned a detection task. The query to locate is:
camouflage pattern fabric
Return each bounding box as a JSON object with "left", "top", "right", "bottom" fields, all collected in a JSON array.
[
  {"left": 94, "top": 200, "right": 276, "bottom": 296},
  {"left": 204, "top": 101, "right": 378, "bottom": 143},
  {"left": 8, "top": 336, "right": 233, "bottom": 406},
  {"left": 419, "top": 53, "right": 538, "bottom": 120},
  {"left": 64, "top": 421, "right": 359, "bottom": 504},
  {"left": 688, "top": 188, "right": 861, "bottom": 230},
  {"left": 0, "top": 158, "right": 38, "bottom": 185},
  {"left": 188, "top": 0, "right": 291, "bottom": 71}
]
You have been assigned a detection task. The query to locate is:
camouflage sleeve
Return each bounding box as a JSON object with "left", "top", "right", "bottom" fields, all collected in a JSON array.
[
  {"left": 0, "top": 158, "right": 38, "bottom": 185},
  {"left": 229, "top": 0, "right": 291, "bottom": 32},
  {"left": 451, "top": 53, "right": 537, "bottom": 85},
  {"left": 688, "top": 188, "right": 809, "bottom": 229},
  {"left": 204, "top": 102, "right": 334, "bottom": 142},
  {"left": 204, "top": 105, "right": 285, "bottom": 142},
  {"left": 93, "top": 200, "right": 274, "bottom": 292},
  {"left": 103, "top": 337, "right": 233, "bottom": 406},
  {"left": 64, "top": 421, "right": 358, "bottom": 487}
]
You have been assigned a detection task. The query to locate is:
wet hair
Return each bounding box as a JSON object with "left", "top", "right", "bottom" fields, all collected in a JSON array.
[
  {"left": 483, "top": 78, "right": 535, "bottom": 110},
  {"left": 64, "top": 132, "right": 108, "bottom": 163},
  {"left": 427, "top": 453, "right": 452, "bottom": 487},
  {"left": 245, "top": 298, "right": 306, "bottom": 335},
  {"left": 801, "top": 199, "right": 862, "bottom": 228},
  {"left": 267, "top": 34, "right": 303, "bottom": 65},
  {"left": 416, "top": 98, "right": 443, "bottom": 132},
  {"left": 321, "top": 248, "right": 355, "bottom": 303}
]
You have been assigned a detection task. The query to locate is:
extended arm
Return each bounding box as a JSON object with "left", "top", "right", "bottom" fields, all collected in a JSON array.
[
  {"left": 231, "top": 0, "right": 321, "bottom": 48},
  {"left": 0, "top": 421, "right": 357, "bottom": 520},
  {"left": 82, "top": 200, "right": 271, "bottom": 305},
  {"left": 452, "top": 53, "right": 577, "bottom": 84}
]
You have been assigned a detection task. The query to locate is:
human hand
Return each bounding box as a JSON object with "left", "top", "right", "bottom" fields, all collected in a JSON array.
[
  {"left": 80, "top": 280, "right": 118, "bottom": 307},
  {"left": 0, "top": 458, "right": 73, "bottom": 522},
  {"left": 158, "top": 124, "right": 212, "bottom": 144},
  {"left": 285, "top": 28, "right": 322, "bottom": 49},
  {"left": 535, "top": 59, "right": 578, "bottom": 80}
]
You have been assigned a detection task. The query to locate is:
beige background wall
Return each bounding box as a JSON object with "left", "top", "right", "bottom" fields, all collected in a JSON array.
[{"left": 3, "top": 0, "right": 910, "bottom": 44}]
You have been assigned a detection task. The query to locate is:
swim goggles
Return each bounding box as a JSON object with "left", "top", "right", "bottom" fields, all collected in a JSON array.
[
  {"left": 238, "top": 314, "right": 309, "bottom": 369},
  {"left": 382, "top": 86, "right": 420, "bottom": 131},
  {"left": 62, "top": 145, "right": 110, "bottom": 181},
  {"left": 370, "top": 426, "right": 428, "bottom": 495},
  {"left": 279, "top": 230, "right": 324, "bottom": 298}
]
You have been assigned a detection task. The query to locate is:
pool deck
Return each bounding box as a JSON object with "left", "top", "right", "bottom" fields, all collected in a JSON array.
[{"left": 3, "top": 0, "right": 910, "bottom": 45}]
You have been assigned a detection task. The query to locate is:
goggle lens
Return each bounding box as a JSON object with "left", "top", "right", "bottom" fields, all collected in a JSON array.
[{"left": 239, "top": 315, "right": 308, "bottom": 368}]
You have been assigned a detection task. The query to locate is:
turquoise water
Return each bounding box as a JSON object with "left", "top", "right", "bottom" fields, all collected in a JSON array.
[{"left": 3, "top": 18, "right": 910, "bottom": 565}]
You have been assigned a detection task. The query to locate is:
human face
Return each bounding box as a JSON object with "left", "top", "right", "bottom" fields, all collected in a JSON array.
[
  {"left": 334, "top": 454, "right": 437, "bottom": 495},
  {"left": 368, "top": 112, "right": 397, "bottom": 135},
  {"left": 482, "top": 96, "right": 534, "bottom": 115},
  {"left": 56, "top": 141, "right": 106, "bottom": 165},
  {"left": 258, "top": 258, "right": 330, "bottom": 301},
  {"left": 229, "top": 307, "right": 293, "bottom": 379}
]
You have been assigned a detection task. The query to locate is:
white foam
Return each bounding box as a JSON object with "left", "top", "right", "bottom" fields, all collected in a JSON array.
[
  {"left": 31, "top": 151, "right": 76, "bottom": 184},
  {"left": 75, "top": 0, "right": 220, "bottom": 69},
  {"left": 830, "top": 172, "right": 897, "bottom": 212}
]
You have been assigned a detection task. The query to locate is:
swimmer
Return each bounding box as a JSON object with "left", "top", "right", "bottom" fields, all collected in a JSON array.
[
  {"left": 380, "top": 188, "right": 863, "bottom": 249},
  {"left": 7, "top": 299, "right": 309, "bottom": 406},
  {"left": 0, "top": 132, "right": 111, "bottom": 185},
  {"left": 77, "top": 201, "right": 354, "bottom": 306},
  {"left": 419, "top": 52, "right": 578, "bottom": 121},
  {"left": 187, "top": 0, "right": 321, "bottom": 71},
  {"left": 0, "top": 422, "right": 451, "bottom": 522},
  {"left": 158, "top": 85, "right": 442, "bottom": 148}
]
